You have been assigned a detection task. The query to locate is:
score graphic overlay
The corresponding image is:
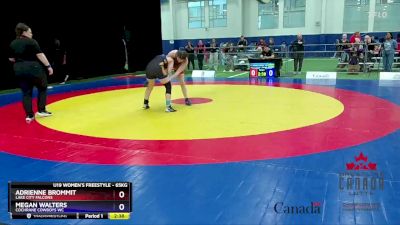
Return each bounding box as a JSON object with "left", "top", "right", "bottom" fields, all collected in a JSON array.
[
  {"left": 8, "top": 182, "right": 131, "bottom": 220},
  {"left": 249, "top": 62, "right": 275, "bottom": 78}
]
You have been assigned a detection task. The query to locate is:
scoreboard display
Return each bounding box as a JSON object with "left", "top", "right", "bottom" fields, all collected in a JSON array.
[
  {"left": 249, "top": 62, "right": 276, "bottom": 78},
  {"left": 8, "top": 182, "right": 131, "bottom": 220}
]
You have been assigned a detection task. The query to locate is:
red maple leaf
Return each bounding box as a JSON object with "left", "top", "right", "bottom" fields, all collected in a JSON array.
[
  {"left": 312, "top": 202, "right": 321, "bottom": 207},
  {"left": 355, "top": 152, "right": 368, "bottom": 162},
  {"left": 346, "top": 163, "right": 355, "bottom": 170},
  {"left": 368, "top": 162, "right": 377, "bottom": 170}
]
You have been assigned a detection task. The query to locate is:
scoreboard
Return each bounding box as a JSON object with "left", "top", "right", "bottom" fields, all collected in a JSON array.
[
  {"left": 249, "top": 62, "right": 275, "bottom": 78},
  {"left": 8, "top": 182, "right": 131, "bottom": 220}
]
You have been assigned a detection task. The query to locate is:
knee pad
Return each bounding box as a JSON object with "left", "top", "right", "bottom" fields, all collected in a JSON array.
[{"left": 164, "top": 81, "right": 172, "bottom": 94}]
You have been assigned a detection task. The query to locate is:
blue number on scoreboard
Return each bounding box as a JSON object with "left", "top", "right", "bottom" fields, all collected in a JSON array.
[{"left": 266, "top": 68, "right": 275, "bottom": 77}]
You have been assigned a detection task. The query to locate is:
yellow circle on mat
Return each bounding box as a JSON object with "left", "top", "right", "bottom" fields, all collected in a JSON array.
[{"left": 37, "top": 85, "right": 344, "bottom": 140}]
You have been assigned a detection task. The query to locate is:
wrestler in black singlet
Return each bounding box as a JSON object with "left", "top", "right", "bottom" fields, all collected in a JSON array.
[{"left": 145, "top": 55, "right": 168, "bottom": 79}]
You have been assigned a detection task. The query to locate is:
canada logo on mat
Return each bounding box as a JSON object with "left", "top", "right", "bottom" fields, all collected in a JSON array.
[{"left": 346, "top": 152, "right": 377, "bottom": 170}]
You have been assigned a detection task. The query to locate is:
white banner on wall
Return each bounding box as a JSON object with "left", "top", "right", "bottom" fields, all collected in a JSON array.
[
  {"left": 306, "top": 71, "right": 337, "bottom": 79},
  {"left": 379, "top": 72, "right": 400, "bottom": 81},
  {"left": 191, "top": 70, "right": 215, "bottom": 78}
]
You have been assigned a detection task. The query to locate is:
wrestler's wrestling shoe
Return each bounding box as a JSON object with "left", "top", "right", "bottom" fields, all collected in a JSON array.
[
  {"left": 185, "top": 98, "right": 192, "bottom": 106},
  {"left": 165, "top": 105, "right": 177, "bottom": 112}
]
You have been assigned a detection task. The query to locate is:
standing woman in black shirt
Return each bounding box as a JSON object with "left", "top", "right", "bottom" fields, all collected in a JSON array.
[
  {"left": 9, "top": 23, "right": 53, "bottom": 123},
  {"left": 185, "top": 41, "right": 195, "bottom": 70}
]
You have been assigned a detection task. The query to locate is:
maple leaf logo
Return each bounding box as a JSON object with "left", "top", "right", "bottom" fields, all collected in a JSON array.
[{"left": 346, "top": 152, "right": 377, "bottom": 170}]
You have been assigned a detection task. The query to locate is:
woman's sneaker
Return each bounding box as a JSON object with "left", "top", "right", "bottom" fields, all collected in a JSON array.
[
  {"left": 36, "top": 111, "right": 52, "bottom": 117},
  {"left": 165, "top": 105, "right": 177, "bottom": 112}
]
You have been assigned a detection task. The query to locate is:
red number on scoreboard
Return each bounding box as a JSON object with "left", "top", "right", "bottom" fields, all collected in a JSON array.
[{"left": 250, "top": 68, "right": 258, "bottom": 77}]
